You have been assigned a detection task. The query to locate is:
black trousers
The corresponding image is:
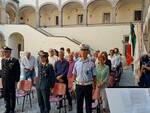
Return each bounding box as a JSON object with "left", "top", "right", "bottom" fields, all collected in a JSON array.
[
  {"left": 2, "top": 80, "right": 16, "bottom": 112},
  {"left": 65, "top": 81, "right": 72, "bottom": 106},
  {"left": 76, "top": 84, "right": 93, "bottom": 113},
  {"left": 138, "top": 73, "right": 150, "bottom": 87},
  {"left": 37, "top": 89, "right": 50, "bottom": 113}
]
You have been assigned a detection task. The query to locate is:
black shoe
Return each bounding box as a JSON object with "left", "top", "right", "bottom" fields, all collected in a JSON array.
[
  {"left": 3, "top": 111, "right": 10, "bottom": 113},
  {"left": 68, "top": 105, "right": 72, "bottom": 111}
]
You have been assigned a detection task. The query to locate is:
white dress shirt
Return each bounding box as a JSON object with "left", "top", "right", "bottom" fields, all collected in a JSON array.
[
  {"left": 21, "top": 56, "right": 36, "bottom": 69},
  {"left": 108, "top": 55, "right": 116, "bottom": 69},
  {"left": 113, "top": 54, "right": 121, "bottom": 68}
]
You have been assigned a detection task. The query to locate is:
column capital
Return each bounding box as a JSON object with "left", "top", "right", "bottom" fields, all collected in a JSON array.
[{"left": 107, "top": 0, "right": 119, "bottom": 7}]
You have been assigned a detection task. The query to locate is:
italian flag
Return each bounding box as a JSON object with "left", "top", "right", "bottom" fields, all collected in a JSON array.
[{"left": 126, "top": 24, "right": 136, "bottom": 65}]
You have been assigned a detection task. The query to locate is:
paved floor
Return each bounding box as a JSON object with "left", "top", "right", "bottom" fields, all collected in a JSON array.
[
  {"left": 119, "top": 66, "right": 135, "bottom": 86},
  {"left": 0, "top": 66, "right": 134, "bottom": 113}
]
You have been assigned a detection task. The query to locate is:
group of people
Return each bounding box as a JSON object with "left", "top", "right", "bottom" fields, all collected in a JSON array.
[{"left": 0, "top": 44, "right": 123, "bottom": 113}]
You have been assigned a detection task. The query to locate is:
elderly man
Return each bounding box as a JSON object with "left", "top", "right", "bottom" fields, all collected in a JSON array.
[
  {"left": 73, "top": 44, "right": 96, "bottom": 113},
  {"left": 48, "top": 48, "right": 58, "bottom": 68},
  {"left": 21, "top": 52, "right": 36, "bottom": 85},
  {"left": 2, "top": 46, "right": 20, "bottom": 113}
]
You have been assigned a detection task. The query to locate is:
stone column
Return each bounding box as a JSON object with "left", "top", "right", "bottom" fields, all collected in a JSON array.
[
  {"left": 1, "top": 0, "right": 6, "bottom": 24},
  {"left": 16, "top": 1, "right": 19, "bottom": 24},
  {"left": 83, "top": 0, "right": 87, "bottom": 25},
  {"left": 107, "top": 0, "right": 119, "bottom": 23},
  {"left": 111, "top": 6, "right": 116, "bottom": 23},
  {"left": 58, "top": 9, "right": 62, "bottom": 26},
  {"left": 58, "top": 0, "right": 62, "bottom": 26},
  {"left": 36, "top": 0, "right": 40, "bottom": 27}
]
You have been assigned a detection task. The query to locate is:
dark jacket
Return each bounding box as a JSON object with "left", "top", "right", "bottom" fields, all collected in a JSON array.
[
  {"left": 54, "top": 59, "right": 69, "bottom": 83},
  {"left": 105, "top": 59, "right": 112, "bottom": 72},
  {"left": 2, "top": 58, "right": 20, "bottom": 89},
  {"left": 36, "top": 63, "right": 55, "bottom": 90}
]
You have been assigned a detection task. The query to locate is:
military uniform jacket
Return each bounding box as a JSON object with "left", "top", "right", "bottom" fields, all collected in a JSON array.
[
  {"left": 2, "top": 58, "right": 20, "bottom": 89},
  {"left": 36, "top": 63, "right": 55, "bottom": 90}
]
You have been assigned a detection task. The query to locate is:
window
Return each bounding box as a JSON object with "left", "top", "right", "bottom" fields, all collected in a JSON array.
[
  {"left": 18, "top": 44, "right": 21, "bottom": 58},
  {"left": 123, "top": 36, "right": 129, "bottom": 56},
  {"left": 77, "top": 15, "right": 83, "bottom": 24},
  {"left": 56, "top": 16, "right": 59, "bottom": 25},
  {"left": 103, "top": 13, "right": 110, "bottom": 23},
  {"left": 134, "top": 10, "right": 142, "bottom": 21}
]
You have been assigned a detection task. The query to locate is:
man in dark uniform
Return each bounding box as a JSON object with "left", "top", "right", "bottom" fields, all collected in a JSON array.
[{"left": 1, "top": 46, "right": 20, "bottom": 113}]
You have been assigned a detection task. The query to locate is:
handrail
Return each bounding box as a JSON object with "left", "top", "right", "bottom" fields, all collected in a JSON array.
[
  {"left": 38, "top": 28, "right": 95, "bottom": 51},
  {"left": 0, "top": 24, "right": 95, "bottom": 51},
  {"left": 38, "top": 27, "right": 81, "bottom": 45},
  {"left": 27, "top": 24, "right": 51, "bottom": 37},
  {"left": 27, "top": 25, "right": 82, "bottom": 46}
]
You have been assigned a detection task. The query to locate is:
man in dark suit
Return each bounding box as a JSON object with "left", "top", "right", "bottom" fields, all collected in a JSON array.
[
  {"left": 55, "top": 50, "right": 72, "bottom": 111},
  {"left": 1, "top": 46, "right": 20, "bottom": 113}
]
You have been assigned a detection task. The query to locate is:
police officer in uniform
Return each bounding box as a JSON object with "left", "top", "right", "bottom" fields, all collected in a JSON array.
[
  {"left": 73, "top": 44, "right": 96, "bottom": 113},
  {"left": 36, "top": 52, "right": 55, "bottom": 113},
  {"left": 1, "top": 46, "right": 20, "bottom": 113}
]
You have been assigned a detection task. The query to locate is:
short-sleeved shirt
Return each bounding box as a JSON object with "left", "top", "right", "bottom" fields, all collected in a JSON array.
[{"left": 72, "top": 58, "right": 96, "bottom": 83}]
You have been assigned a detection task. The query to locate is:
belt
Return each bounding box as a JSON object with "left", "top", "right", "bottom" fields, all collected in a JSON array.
[{"left": 75, "top": 80, "right": 93, "bottom": 86}]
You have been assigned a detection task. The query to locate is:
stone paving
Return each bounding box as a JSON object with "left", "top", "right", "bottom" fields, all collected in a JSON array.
[
  {"left": 0, "top": 66, "right": 134, "bottom": 113},
  {"left": 119, "top": 66, "right": 135, "bottom": 86}
]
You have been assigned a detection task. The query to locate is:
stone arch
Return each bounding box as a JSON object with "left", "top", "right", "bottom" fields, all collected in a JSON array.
[
  {"left": 39, "top": 3, "right": 59, "bottom": 27},
  {"left": 116, "top": 0, "right": 142, "bottom": 23},
  {"left": 8, "top": 32, "right": 24, "bottom": 58},
  {"left": 87, "top": 0, "right": 112, "bottom": 24},
  {"left": 19, "top": 5, "right": 36, "bottom": 26},
  {"left": 6, "top": 2, "right": 17, "bottom": 24},
  {"left": 62, "top": 1, "right": 84, "bottom": 25}
]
